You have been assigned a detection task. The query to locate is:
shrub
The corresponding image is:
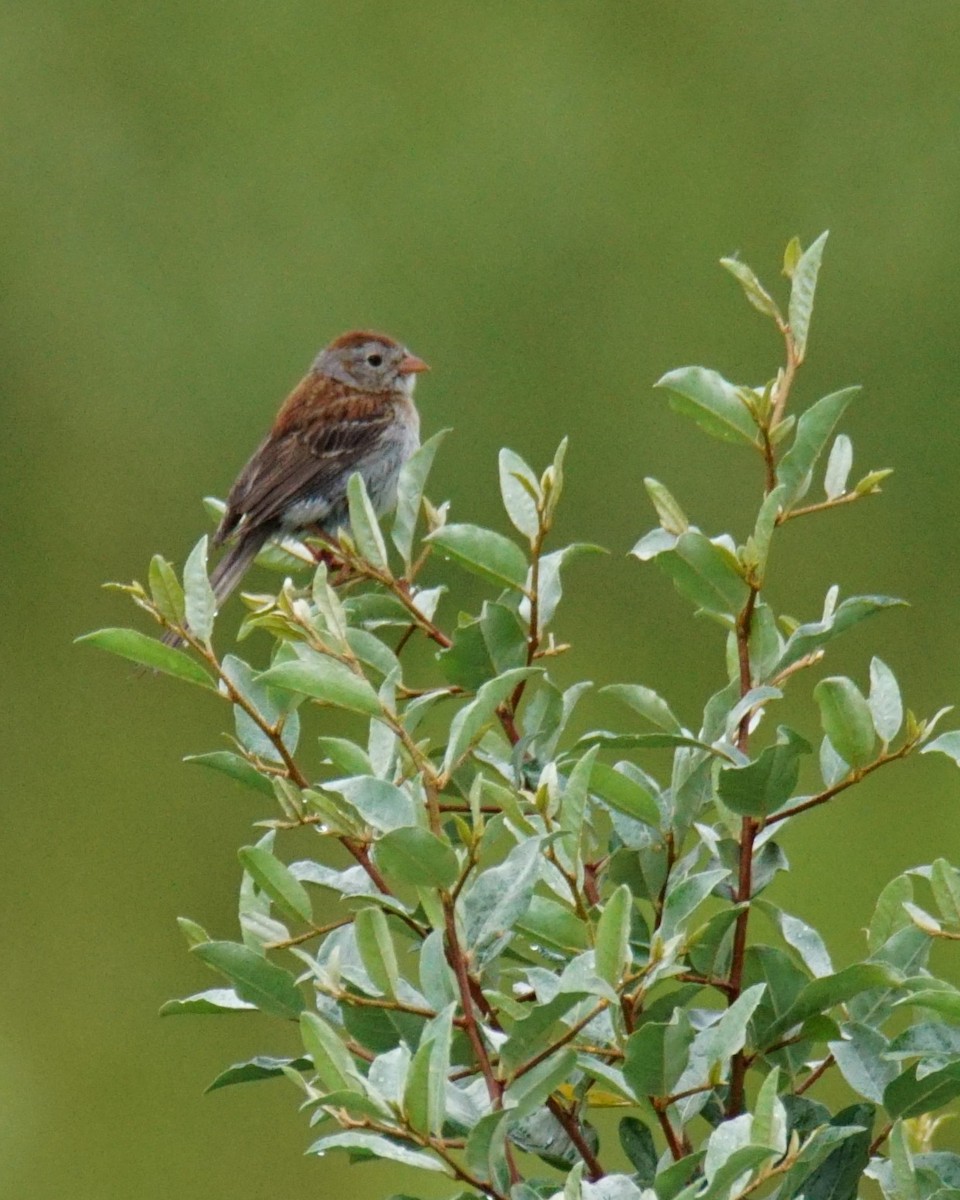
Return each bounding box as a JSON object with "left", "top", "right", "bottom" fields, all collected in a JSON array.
[{"left": 83, "top": 235, "right": 960, "bottom": 1200}]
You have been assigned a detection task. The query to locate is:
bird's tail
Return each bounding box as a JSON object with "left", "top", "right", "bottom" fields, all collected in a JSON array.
[{"left": 160, "top": 530, "right": 270, "bottom": 649}]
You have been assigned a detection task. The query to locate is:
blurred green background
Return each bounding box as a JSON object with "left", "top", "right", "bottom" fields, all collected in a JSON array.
[{"left": 5, "top": 2, "right": 960, "bottom": 1196}]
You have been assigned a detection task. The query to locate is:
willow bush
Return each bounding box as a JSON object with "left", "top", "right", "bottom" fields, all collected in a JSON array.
[{"left": 83, "top": 235, "right": 960, "bottom": 1200}]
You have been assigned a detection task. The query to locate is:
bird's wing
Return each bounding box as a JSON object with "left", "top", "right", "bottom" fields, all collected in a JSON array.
[{"left": 215, "top": 377, "right": 398, "bottom": 544}]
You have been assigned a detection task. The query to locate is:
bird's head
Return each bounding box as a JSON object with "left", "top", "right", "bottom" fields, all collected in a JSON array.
[{"left": 314, "top": 331, "right": 429, "bottom": 395}]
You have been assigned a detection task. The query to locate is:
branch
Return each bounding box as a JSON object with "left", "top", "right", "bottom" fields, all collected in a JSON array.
[
  {"left": 776, "top": 491, "right": 863, "bottom": 525},
  {"left": 765, "top": 743, "right": 914, "bottom": 826},
  {"left": 794, "top": 1053, "right": 835, "bottom": 1096},
  {"left": 545, "top": 1096, "right": 604, "bottom": 1181}
]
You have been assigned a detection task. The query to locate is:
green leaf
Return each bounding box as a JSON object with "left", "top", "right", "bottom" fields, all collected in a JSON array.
[
  {"left": 193, "top": 941, "right": 304, "bottom": 1018},
  {"left": 533, "top": 543, "right": 606, "bottom": 630},
  {"left": 205, "top": 1054, "right": 311, "bottom": 1092},
  {"left": 795, "top": 1102, "right": 873, "bottom": 1200},
  {"left": 886, "top": 1021, "right": 960, "bottom": 1061},
  {"left": 159, "top": 988, "right": 256, "bottom": 1015},
  {"left": 300, "top": 1010, "right": 366, "bottom": 1093},
  {"left": 481, "top": 601, "right": 528, "bottom": 674},
  {"left": 655, "top": 366, "right": 759, "bottom": 446},
  {"left": 463, "top": 837, "right": 541, "bottom": 963},
  {"left": 404, "top": 1004, "right": 454, "bottom": 1135},
  {"left": 76, "top": 628, "right": 216, "bottom": 689},
  {"left": 427, "top": 523, "right": 528, "bottom": 590},
  {"left": 392, "top": 429, "right": 449, "bottom": 569},
  {"left": 258, "top": 654, "right": 381, "bottom": 716},
  {"left": 347, "top": 472, "right": 389, "bottom": 570},
  {"left": 618, "top": 1118, "right": 658, "bottom": 1186},
  {"left": 184, "top": 751, "right": 275, "bottom": 796},
  {"left": 317, "top": 736, "right": 373, "bottom": 776},
  {"left": 759, "top": 904, "right": 834, "bottom": 977},
  {"left": 148, "top": 554, "right": 186, "bottom": 625},
  {"left": 720, "top": 255, "right": 782, "bottom": 322},
  {"left": 764, "top": 963, "right": 902, "bottom": 1043},
  {"left": 183, "top": 535, "right": 217, "bottom": 644},
  {"left": 660, "top": 869, "right": 731, "bottom": 940},
  {"left": 922, "top": 731, "right": 960, "bottom": 766},
  {"left": 443, "top": 667, "right": 536, "bottom": 772},
  {"left": 829, "top": 1022, "right": 897, "bottom": 1103},
  {"left": 306, "top": 1131, "right": 448, "bottom": 1173},
  {"left": 355, "top": 906, "right": 400, "bottom": 998},
  {"left": 778, "top": 386, "right": 859, "bottom": 506},
  {"left": 595, "top": 884, "right": 632, "bottom": 988},
  {"left": 499, "top": 447, "right": 541, "bottom": 540},
  {"left": 589, "top": 761, "right": 662, "bottom": 828},
  {"left": 885, "top": 1062, "right": 960, "bottom": 1120},
  {"left": 869, "top": 657, "right": 903, "bottom": 742},
  {"left": 503, "top": 1048, "right": 578, "bottom": 1118},
  {"left": 931, "top": 858, "right": 960, "bottom": 927},
  {"left": 602, "top": 683, "right": 682, "bottom": 733},
  {"left": 718, "top": 726, "right": 811, "bottom": 817},
  {"left": 783, "top": 236, "right": 803, "bottom": 278},
  {"left": 329, "top": 776, "right": 414, "bottom": 832},
  {"left": 814, "top": 676, "right": 876, "bottom": 767},
  {"left": 623, "top": 1014, "right": 693, "bottom": 1098},
  {"left": 681, "top": 984, "right": 766, "bottom": 1084},
  {"left": 824, "top": 434, "right": 854, "bottom": 499},
  {"left": 775, "top": 593, "right": 906, "bottom": 674},
  {"left": 644, "top": 477, "right": 689, "bottom": 535},
  {"left": 238, "top": 844, "right": 312, "bottom": 922},
  {"left": 657, "top": 531, "right": 749, "bottom": 615},
  {"left": 373, "top": 827, "right": 459, "bottom": 889},
  {"left": 788, "top": 230, "right": 829, "bottom": 361},
  {"left": 854, "top": 467, "right": 894, "bottom": 497}
]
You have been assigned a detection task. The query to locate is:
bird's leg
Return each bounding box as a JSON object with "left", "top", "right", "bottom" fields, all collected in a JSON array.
[
  {"left": 307, "top": 526, "right": 359, "bottom": 587},
  {"left": 307, "top": 526, "right": 343, "bottom": 567}
]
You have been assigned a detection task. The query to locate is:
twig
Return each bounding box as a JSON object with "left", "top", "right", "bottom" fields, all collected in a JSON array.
[
  {"left": 545, "top": 1096, "right": 604, "bottom": 1181},
  {"left": 869, "top": 1121, "right": 893, "bottom": 1157},
  {"left": 777, "top": 492, "right": 862, "bottom": 525},
  {"left": 510, "top": 1002, "right": 609, "bottom": 1082},
  {"left": 654, "top": 1106, "right": 687, "bottom": 1162},
  {"left": 265, "top": 916, "right": 353, "bottom": 950},
  {"left": 795, "top": 1053, "right": 835, "bottom": 1096},
  {"left": 765, "top": 744, "right": 914, "bottom": 826},
  {"left": 726, "top": 584, "right": 761, "bottom": 1117}
]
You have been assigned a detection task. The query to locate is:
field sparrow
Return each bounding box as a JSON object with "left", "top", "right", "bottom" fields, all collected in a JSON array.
[{"left": 164, "top": 330, "right": 427, "bottom": 645}]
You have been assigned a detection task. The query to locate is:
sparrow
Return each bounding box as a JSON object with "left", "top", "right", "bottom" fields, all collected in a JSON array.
[{"left": 164, "top": 330, "right": 427, "bottom": 645}]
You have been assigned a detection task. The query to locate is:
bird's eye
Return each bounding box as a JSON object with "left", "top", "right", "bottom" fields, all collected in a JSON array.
[{"left": 366, "top": 353, "right": 383, "bottom": 367}]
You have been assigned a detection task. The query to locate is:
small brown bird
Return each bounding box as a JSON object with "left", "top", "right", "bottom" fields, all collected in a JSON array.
[{"left": 165, "top": 330, "right": 427, "bottom": 644}]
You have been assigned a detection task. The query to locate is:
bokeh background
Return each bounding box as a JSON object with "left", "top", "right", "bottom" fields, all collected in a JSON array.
[{"left": 5, "top": 2, "right": 960, "bottom": 1196}]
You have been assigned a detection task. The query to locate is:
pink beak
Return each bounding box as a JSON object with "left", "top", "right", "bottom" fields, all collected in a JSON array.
[{"left": 399, "top": 353, "right": 430, "bottom": 375}]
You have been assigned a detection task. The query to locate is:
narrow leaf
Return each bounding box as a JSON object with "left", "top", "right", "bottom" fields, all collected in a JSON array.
[
  {"left": 238, "top": 844, "right": 313, "bottom": 922},
  {"left": 76, "top": 628, "right": 215, "bottom": 689},
  {"left": 720, "top": 256, "right": 782, "bottom": 322},
  {"left": 183, "top": 535, "right": 217, "bottom": 643},
  {"left": 258, "top": 655, "right": 381, "bottom": 716},
  {"left": 148, "top": 555, "right": 186, "bottom": 625},
  {"left": 788, "top": 230, "right": 829, "bottom": 361},
  {"left": 373, "top": 827, "right": 459, "bottom": 889},
  {"left": 869, "top": 657, "right": 903, "bottom": 742},
  {"left": 427, "top": 523, "right": 528, "bottom": 589},
  {"left": 778, "top": 386, "right": 859, "bottom": 507},
  {"left": 655, "top": 366, "right": 759, "bottom": 446},
  {"left": 193, "top": 941, "right": 304, "bottom": 1018},
  {"left": 814, "top": 676, "right": 876, "bottom": 767},
  {"left": 595, "top": 885, "right": 632, "bottom": 988},
  {"left": 392, "top": 429, "right": 449, "bottom": 569},
  {"left": 499, "top": 448, "right": 541, "bottom": 540},
  {"left": 824, "top": 434, "right": 853, "bottom": 500},
  {"left": 347, "top": 472, "right": 388, "bottom": 570}
]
